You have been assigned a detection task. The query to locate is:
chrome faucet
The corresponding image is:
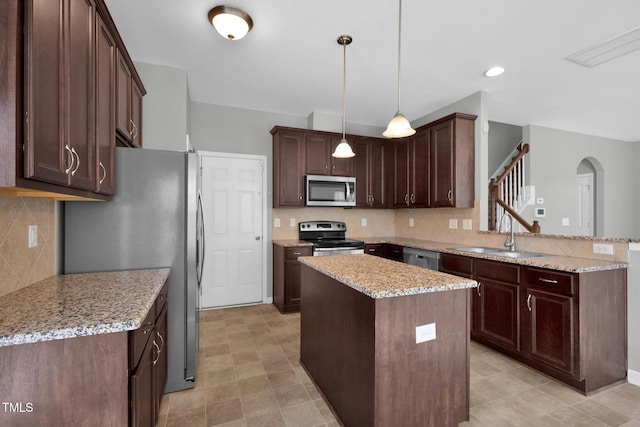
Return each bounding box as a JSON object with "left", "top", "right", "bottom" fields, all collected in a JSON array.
[{"left": 499, "top": 213, "right": 516, "bottom": 252}]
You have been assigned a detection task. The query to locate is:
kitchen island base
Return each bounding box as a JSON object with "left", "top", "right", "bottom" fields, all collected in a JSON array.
[{"left": 300, "top": 264, "right": 471, "bottom": 427}]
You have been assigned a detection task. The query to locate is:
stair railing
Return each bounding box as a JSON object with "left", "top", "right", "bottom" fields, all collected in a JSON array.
[{"left": 489, "top": 143, "right": 540, "bottom": 233}]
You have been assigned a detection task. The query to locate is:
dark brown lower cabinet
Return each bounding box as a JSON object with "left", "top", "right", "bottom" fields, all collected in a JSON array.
[
  {"left": 273, "top": 244, "right": 312, "bottom": 313},
  {"left": 440, "top": 253, "right": 627, "bottom": 395}
]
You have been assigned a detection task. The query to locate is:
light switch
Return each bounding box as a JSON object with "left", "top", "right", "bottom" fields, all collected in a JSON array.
[
  {"left": 289, "top": 218, "right": 296, "bottom": 227},
  {"left": 361, "top": 218, "right": 367, "bottom": 227},
  {"left": 409, "top": 218, "right": 414, "bottom": 227},
  {"left": 28, "top": 225, "right": 38, "bottom": 248},
  {"left": 462, "top": 219, "right": 472, "bottom": 230},
  {"left": 449, "top": 219, "right": 458, "bottom": 229},
  {"left": 274, "top": 218, "right": 281, "bottom": 227}
]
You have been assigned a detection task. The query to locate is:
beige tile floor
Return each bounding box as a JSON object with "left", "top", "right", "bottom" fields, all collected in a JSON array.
[{"left": 156, "top": 304, "right": 640, "bottom": 427}]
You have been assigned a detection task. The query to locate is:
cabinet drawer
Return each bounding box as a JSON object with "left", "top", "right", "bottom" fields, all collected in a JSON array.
[
  {"left": 155, "top": 282, "right": 168, "bottom": 321},
  {"left": 387, "top": 244, "right": 404, "bottom": 261},
  {"left": 440, "top": 254, "right": 473, "bottom": 277},
  {"left": 476, "top": 259, "right": 520, "bottom": 284},
  {"left": 285, "top": 246, "right": 312, "bottom": 260},
  {"left": 525, "top": 268, "right": 574, "bottom": 295},
  {"left": 130, "top": 307, "right": 155, "bottom": 369}
]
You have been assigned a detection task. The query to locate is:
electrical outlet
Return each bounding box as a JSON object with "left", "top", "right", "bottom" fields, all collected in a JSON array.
[
  {"left": 593, "top": 243, "right": 614, "bottom": 255},
  {"left": 462, "top": 219, "right": 472, "bottom": 230},
  {"left": 361, "top": 218, "right": 367, "bottom": 227},
  {"left": 562, "top": 218, "right": 570, "bottom": 226},
  {"left": 28, "top": 225, "right": 38, "bottom": 248},
  {"left": 409, "top": 218, "right": 414, "bottom": 227},
  {"left": 449, "top": 219, "right": 458, "bottom": 229},
  {"left": 537, "top": 197, "right": 544, "bottom": 205},
  {"left": 416, "top": 323, "right": 436, "bottom": 344},
  {"left": 289, "top": 218, "right": 296, "bottom": 227},
  {"left": 274, "top": 218, "right": 281, "bottom": 227}
]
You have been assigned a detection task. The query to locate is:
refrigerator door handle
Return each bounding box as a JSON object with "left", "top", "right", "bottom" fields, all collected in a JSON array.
[{"left": 196, "top": 191, "right": 205, "bottom": 288}]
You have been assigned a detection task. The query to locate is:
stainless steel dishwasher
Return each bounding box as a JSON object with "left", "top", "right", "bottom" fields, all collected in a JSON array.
[{"left": 403, "top": 247, "right": 440, "bottom": 271}]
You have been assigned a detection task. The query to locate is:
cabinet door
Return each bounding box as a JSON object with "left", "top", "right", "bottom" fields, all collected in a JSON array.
[
  {"left": 429, "top": 119, "right": 455, "bottom": 207},
  {"left": 153, "top": 305, "right": 168, "bottom": 424},
  {"left": 24, "top": 0, "right": 68, "bottom": 186},
  {"left": 364, "top": 243, "right": 387, "bottom": 258},
  {"left": 354, "top": 139, "right": 370, "bottom": 207},
  {"left": 477, "top": 279, "right": 520, "bottom": 352},
  {"left": 410, "top": 130, "right": 429, "bottom": 207},
  {"left": 284, "top": 260, "right": 303, "bottom": 310},
  {"left": 391, "top": 139, "right": 410, "bottom": 207},
  {"left": 305, "top": 133, "right": 330, "bottom": 175},
  {"left": 66, "top": 0, "right": 96, "bottom": 191},
  {"left": 131, "top": 80, "right": 143, "bottom": 147},
  {"left": 131, "top": 333, "right": 154, "bottom": 427},
  {"left": 386, "top": 244, "right": 403, "bottom": 261},
  {"left": 95, "top": 12, "right": 116, "bottom": 195},
  {"left": 116, "top": 52, "right": 132, "bottom": 140},
  {"left": 274, "top": 131, "right": 305, "bottom": 207},
  {"left": 368, "top": 139, "right": 387, "bottom": 208},
  {"left": 523, "top": 288, "right": 575, "bottom": 375}
]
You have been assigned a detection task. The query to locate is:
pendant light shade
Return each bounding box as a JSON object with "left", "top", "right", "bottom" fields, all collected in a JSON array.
[
  {"left": 332, "top": 35, "right": 355, "bottom": 159},
  {"left": 384, "top": 0, "right": 415, "bottom": 138},
  {"left": 208, "top": 6, "right": 253, "bottom": 40}
]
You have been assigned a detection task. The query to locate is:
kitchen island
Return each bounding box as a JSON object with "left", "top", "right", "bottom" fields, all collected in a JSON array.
[
  {"left": 298, "top": 254, "right": 477, "bottom": 427},
  {"left": 0, "top": 268, "right": 170, "bottom": 426}
]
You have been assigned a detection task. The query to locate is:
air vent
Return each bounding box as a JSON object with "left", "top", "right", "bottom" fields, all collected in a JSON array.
[{"left": 565, "top": 26, "right": 640, "bottom": 67}]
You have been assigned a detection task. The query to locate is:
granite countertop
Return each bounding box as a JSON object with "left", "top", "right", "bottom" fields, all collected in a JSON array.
[
  {"left": 0, "top": 268, "right": 170, "bottom": 347},
  {"left": 358, "top": 237, "right": 627, "bottom": 273},
  {"left": 299, "top": 254, "right": 477, "bottom": 299},
  {"left": 272, "top": 239, "right": 313, "bottom": 247}
]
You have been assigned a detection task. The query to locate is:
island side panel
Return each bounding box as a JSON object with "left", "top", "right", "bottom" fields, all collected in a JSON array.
[
  {"left": 374, "top": 288, "right": 471, "bottom": 427},
  {"left": 0, "top": 331, "right": 129, "bottom": 426},
  {"left": 300, "top": 265, "right": 376, "bottom": 427}
]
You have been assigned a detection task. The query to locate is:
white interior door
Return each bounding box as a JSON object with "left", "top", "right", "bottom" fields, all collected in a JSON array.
[
  {"left": 199, "top": 153, "right": 266, "bottom": 308},
  {"left": 576, "top": 173, "right": 594, "bottom": 236}
]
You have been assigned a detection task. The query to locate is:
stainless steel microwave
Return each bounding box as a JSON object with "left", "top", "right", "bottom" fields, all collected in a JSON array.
[{"left": 305, "top": 175, "right": 356, "bottom": 207}]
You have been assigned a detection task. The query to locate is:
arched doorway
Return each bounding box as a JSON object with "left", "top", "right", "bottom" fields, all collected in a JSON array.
[{"left": 576, "top": 157, "right": 604, "bottom": 236}]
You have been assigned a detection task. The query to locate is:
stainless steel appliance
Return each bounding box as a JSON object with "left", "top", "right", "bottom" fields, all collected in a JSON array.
[
  {"left": 403, "top": 247, "right": 441, "bottom": 271},
  {"left": 305, "top": 175, "right": 356, "bottom": 207},
  {"left": 63, "top": 147, "right": 200, "bottom": 393},
  {"left": 299, "top": 220, "right": 364, "bottom": 256}
]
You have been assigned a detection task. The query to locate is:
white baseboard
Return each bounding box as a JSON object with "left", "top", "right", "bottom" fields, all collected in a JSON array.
[
  {"left": 265, "top": 297, "right": 273, "bottom": 304},
  {"left": 628, "top": 369, "right": 640, "bottom": 386}
]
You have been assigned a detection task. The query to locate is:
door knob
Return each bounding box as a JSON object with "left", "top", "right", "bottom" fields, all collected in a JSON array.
[{"left": 255, "top": 236, "right": 261, "bottom": 240}]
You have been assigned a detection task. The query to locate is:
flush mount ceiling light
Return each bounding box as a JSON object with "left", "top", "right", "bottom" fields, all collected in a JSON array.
[
  {"left": 383, "top": 0, "right": 415, "bottom": 139},
  {"left": 484, "top": 66, "right": 505, "bottom": 77},
  {"left": 332, "top": 35, "right": 356, "bottom": 158},
  {"left": 208, "top": 5, "right": 253, "bottom": 40}
]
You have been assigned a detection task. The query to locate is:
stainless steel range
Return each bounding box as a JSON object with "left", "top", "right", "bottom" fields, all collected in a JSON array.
[{"left": 299, "top": 221, "right": 365, "bottom": 256}]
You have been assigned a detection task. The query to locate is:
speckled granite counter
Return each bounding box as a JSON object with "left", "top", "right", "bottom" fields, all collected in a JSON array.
[
  {"left": 358, "top": 237, "right": 627, "bottom": 273},
  {"left": 298, "top": 254, "right": 477, "bottom": 299},
  {"left": 0, "top": 268, "right": 170, "bottom": 347},
  {"left": 272, "top": 239, "right": 313, "bottom": 247}
]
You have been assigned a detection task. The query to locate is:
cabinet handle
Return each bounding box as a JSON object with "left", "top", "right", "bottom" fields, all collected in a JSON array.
[
  {"left": 143, "top": 324, "right": 154, "bottom": 335},
  {"left": 132, "top": 122, "right": 138, "bottom": 139},
  {"left": 156, "top": 331, "right": 165, "bottom": 353},
  {"left": 71, "top": 147, "right": 80, "bottom": 176},
  {"left": 64, "top": 144, "right": 75, "bottom": 175},
  {"left": 299, "top": 193, "right": 303, "bottom": 201},
  {"left": 538, "top": 278, "right": 559, "bottom": 284},
  {"left": 527, "top": 294, "right": 532, "bottom": 311},
  {"left": 447, "top": 190, "right": 453, "bottom": 202},
  {"left": 99, "top": 162, "right": 107, "bottom": 184},
  {"left": 152, "top": 340, "right": 160, "bottom": 365},
  {"left": 410, "top": 193, "right": 415, "bottom": 204},
  {"left": 477, "top": 282, "right": 482, "bottom": 296},
  {"left": 405, "top": 194, "right": 409, "bottom": 206},
  {"left": 293, "top": 252, "right": 302, "bottom": 256}
]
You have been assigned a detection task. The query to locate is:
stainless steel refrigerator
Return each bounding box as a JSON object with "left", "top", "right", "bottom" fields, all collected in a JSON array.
[{"left": 64, "top": 147, "right": 201, "bottom": 393}]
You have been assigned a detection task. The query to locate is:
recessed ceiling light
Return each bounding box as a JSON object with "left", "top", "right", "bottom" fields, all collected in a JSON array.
[{"left": 484, "top": 66, "right": 505, "bottom": 77}]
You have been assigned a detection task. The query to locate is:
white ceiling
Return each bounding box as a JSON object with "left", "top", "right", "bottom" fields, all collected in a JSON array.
[{"left": 104, "top": 0, "right": 640, "bottom": 141}]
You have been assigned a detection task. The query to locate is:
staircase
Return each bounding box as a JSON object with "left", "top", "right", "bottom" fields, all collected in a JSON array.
[{"left": 488, "top": 142, "right": 540, "bottom": 233}]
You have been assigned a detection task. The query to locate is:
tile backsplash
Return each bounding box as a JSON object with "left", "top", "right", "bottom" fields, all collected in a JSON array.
[{"left": 0, "top": 196, "right": 55, "bottom": 297}]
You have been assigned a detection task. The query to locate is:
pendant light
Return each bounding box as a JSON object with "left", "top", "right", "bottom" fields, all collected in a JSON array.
[
  {"left": 332, "top": 35, "right": 356, "bottom": 158},
  {"left": 383, "top": 0, "right": 415, "bottom": 138}
]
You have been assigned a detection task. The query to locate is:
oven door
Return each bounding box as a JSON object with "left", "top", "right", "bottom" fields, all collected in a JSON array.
[{"left": 313, "top": 247, "right": 365, "bottom": 256}]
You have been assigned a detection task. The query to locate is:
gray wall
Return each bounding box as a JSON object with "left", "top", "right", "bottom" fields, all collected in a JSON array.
[
  {"left": 135, "top": 62, "right": 189, "bottom": 152},
  {"left": 525, "top": 125, "right": 637, "bottom": 239},
  {"left": 628, "top": 248, "right": 640, "bottom": 382},
  {"left": 488, "top": 121, "right": 523, "bottom": 178}
]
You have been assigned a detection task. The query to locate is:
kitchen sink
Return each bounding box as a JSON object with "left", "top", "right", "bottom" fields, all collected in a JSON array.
[
  {"left": 451, "top": 247, "right": 552, "bottom": 259},
  {"left": 451, "top": 247, "right": 499, "bottom": 254}
]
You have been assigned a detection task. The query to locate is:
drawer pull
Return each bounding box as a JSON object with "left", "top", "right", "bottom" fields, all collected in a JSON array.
[
  {"left": 539, "top": 278, "right": 559, "bottom": 284},
  {"left": 477, "top": 282, "right": 482, "bottom": 296},
  {"left": 152, "top": 340, "right": 160, "bottom": 365},
  {"left": 293, "top": 252, "right": 302, "bottom": 256},
  {"left": 527, "top": 294, "right": 532, "bottom": 311}
]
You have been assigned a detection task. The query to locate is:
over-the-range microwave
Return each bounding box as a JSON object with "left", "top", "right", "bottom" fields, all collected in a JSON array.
[{"left": 305, "top": 175, "right": 356, "bottom": 207}]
